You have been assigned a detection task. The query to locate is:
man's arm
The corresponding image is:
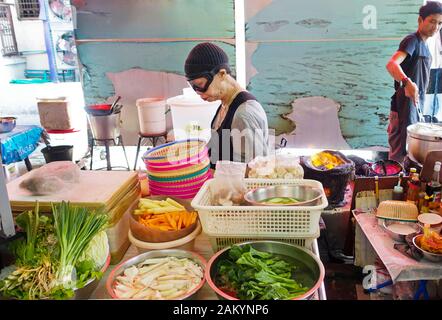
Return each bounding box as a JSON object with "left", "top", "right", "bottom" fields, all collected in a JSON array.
[{"left": 386, "top": 50, "right": 419, "bottom": 106}]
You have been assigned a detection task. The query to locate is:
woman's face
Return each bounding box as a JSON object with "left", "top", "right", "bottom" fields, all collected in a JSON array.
[{"left": 188, "top": 70, "right": 226, "bottom": 102}]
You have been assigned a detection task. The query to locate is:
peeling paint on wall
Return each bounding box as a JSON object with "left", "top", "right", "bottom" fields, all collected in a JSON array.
[
  {"left": 74, "top": 0, "right": 236, "bottom": 145},
  {"left": 245, "top": 0, "right": 422, "bottom": 149}
]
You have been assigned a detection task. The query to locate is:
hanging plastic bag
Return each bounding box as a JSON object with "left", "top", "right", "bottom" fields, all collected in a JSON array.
[{"left": 209, "top": 161, "right": 247, "bottom": 206}]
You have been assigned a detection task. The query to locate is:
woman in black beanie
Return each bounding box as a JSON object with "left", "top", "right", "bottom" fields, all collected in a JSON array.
[{"left": 185, "top": 42, "right": 270, "bottom": 167}]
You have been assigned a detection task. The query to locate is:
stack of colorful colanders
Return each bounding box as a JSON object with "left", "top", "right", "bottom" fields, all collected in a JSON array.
[{"left": 143, "top": 139, "right": 212, "bottom": 199}]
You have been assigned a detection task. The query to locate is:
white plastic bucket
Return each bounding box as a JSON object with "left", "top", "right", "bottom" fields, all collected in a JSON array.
[
  {"left": 167, "top": 89, "right": 220, "bottom": 142},
  {"left": 136, "top": 98, "right": 167, "bottom": 135}
]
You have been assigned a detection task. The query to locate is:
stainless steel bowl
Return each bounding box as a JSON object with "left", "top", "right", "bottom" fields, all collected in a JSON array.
[
  {"left": 206, "top": 241, "right": 325, "bottom": 300},
  {"left": 106, "top": 249, "right": 206, "bottom": 299},
  {"left": 73, "top": 253, "right": 111, "bottom": 299},
  {"left": 412, "top": 235, "right": 442, "bottom": 263},
  {"left": 244, "top": 185, "right": 323, "bottom": 206},
  {"left": 382, "top": 220, "right": 420, "bottom": 243},
  {"left": 0, "top": 117, "right": 17, "bottom": 133}
]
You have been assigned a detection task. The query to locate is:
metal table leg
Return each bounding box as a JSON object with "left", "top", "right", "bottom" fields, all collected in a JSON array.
[
  {"left": 24, "top": 157, "right": 32, "bottom": 171},
  {"left": 119, "top": 136, "right": 130, "bottom": 171},
  {"left": 312, "top": 239, "right": 327, "bottom": 300},
  {"left": 89, "top": 139, "right": 95, "bottom": 170},
  {"left": 133, "top": 135, "right": 142, "bottom": 170},
  {"left": 105, "top": 140, "right": 111, "bottom": 171}
]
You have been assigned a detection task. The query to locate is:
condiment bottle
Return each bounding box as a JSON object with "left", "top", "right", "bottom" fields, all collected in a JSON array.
[
  {"left": 428, "top": 191, "right": 440, "bottom": 211},
  {"left": 421, "top": 195, "right": 430, "bottom": 213},
  {"left": 406, "top": 168, "right": 420, "bottom": 205},
  {"left": 426, "top": 161, "right": 441, "bottom": 197},
  {"left": 393, "top": 172, "right": 404, "bottom": 201},
  {"left": 418, "top": 191, "right": 426, "bottom": 212}
]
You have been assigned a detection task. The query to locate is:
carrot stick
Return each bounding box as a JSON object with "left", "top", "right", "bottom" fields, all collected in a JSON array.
[
  {"left": 177, "top": 214, "right": 184, "bottom": 230},
  {"left": 190, "top": 212, "right": 197, "bottom": 225},
  {"left": 165, "top": 213, "right": 177, "bottom": 230}
]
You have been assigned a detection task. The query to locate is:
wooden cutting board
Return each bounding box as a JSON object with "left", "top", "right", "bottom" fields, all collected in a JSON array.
[{"left": 7, "top": 170, "right": 138, "bottom": 212}]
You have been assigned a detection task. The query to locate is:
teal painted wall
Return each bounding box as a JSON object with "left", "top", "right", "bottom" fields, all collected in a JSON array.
[
  {"left": 77, "top": 41, "right": 235, "bottom": 103},
  {"left": 73, "top": 0, "right": 235, "bottom": 105},
  {"left": 245, "top": 0, "right": 423, "bottom": 148},
  {"left": 74, "top": 0, "right": 425, "bottom": 149},
  {"left": 74, "top": 0, "right": 235, "bottom": 39}
]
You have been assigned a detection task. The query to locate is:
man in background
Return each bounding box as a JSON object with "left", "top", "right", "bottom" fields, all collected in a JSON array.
[{"left": 386, "top": 1, "right": 442, "bottom": 162}]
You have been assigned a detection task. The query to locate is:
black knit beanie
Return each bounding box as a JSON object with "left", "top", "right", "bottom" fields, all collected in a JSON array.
[{"left": 184, "top": 42, "right": 231, "bottom": 80}]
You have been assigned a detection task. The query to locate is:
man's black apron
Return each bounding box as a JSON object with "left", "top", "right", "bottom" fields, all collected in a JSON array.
[
  {"left": 389, "top": 38, "right": 431, "bottom": 162},
  {"left": 208, "top": 91, "right": 257, "bottom": 168}
]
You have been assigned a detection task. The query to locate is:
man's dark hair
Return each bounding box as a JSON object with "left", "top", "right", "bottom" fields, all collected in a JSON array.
[{"left": 419, "top": 1, "right": 442, "bottom": 20}]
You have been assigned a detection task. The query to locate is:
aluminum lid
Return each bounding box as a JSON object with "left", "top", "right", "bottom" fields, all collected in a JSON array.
[{"left": 407, "top": 123, "right": 442, "bottom": 141}]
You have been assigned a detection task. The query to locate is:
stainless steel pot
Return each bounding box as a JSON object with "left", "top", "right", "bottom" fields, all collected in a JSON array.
[
  {"left": 206, "top": 240, "right": 325, "bottom": 300},
  {"left": 87, "top": 112, "right": 121, "bottom": 140},
  {"left": 407, "top": 123, "right": 442, "bottom": 164}
]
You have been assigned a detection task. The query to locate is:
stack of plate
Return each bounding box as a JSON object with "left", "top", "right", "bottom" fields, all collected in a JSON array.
[{"left": 143, "top": 139, "right": 212, "bottom": 199}]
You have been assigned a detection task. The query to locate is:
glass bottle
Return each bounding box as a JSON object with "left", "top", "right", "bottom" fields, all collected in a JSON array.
[
  {"left": 426, "top": 161, "right": 441, "bottom": 197},
  {"left": 421, "top": 195, "right": 430, "bottom": 213},
  {"left": 406, "top": 168, "right": 420, "bottom": 205},
  {"left": 393, "top": 172, "right": 404, "bottom": 201}
]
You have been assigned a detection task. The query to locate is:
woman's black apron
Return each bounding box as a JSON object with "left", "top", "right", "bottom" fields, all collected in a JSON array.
[{"left": 208, "top": 91, "right": 257, "bottom": 169}]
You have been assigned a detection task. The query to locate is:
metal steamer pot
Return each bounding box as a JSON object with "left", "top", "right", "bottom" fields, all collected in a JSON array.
[{"left": 407, "top": 123, "right": 442, "bottom": 164}]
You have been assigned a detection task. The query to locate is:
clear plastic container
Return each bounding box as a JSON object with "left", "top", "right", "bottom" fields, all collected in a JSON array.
[{"left": 247, "top": 154, "right": 304, "bottom": 179}]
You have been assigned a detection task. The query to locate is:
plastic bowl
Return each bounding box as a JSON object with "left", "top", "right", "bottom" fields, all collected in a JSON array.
[
  {"left": 88, "top": 104, "right": 112, "bottom": 110},
  {"left": 206, "top": 240, "right": 325, "bottom": 300},
  {"left": 417, "top": 213, "right": 442, "bottom": 234},
  {"left": 412, "top": 235, "right": 442, "bottom": 263},
  {"left": 130, "top": 196, "right": 197, "bottom": 243},
  {"left": 244, "top": 185, "right": 323, "bottom": 206},
  {"left": 128, "top": 220, "right": 202, "bottom": 254},
  {"left": 0, "top": 117, "right": 17, "bottom": 133},
  {"left": 106, "top": 248, "right": 206, "bottom": 299}
]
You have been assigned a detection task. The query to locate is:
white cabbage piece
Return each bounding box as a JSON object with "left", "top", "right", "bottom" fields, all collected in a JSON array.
[{"left": 78, "top": 231, "right": 109, "bottom": 269}]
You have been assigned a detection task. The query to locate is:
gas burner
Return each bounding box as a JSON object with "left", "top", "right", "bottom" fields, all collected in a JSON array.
[{"left": 403, "top": 155, "right": 422, "bottom": 174}]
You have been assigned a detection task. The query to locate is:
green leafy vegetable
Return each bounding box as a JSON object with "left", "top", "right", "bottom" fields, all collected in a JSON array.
[
  {"left": 0, "top": 201, "right": 109, "bottom": 300},
  {"left": 260, "top": 197, "right": 300, "bottom": 204},
  {"left": 216, "top": 245, "right": 309, "bottom": 300},
  {"left": 13, "top": 203, "right": 40, "bottom": 264},
  {"left": 78, "top": 231, "right": 109, "bottom": 270},
  {"left": 52, "top": 202, "right": 108, "bottom": 289}
]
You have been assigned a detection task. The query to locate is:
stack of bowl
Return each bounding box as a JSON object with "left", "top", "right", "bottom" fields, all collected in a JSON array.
[{"left": 143, "top": 139, "right": 212, "bottom": 199}]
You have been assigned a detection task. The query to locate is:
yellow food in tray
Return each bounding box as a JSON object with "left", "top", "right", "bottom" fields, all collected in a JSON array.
[
  {"left": 420, "top": 226, "right": 442, "bottom": 254},
  {"left": 311, "top": 151, "right": 344, "bottom": 170}
]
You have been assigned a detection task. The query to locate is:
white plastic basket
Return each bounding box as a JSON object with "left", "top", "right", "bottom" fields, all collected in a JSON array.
[
  {"left": 191, "top": 178, "right": 328, "bottom": 238},
  {"left": 205, "top": 229, "right": 320, "bottom": 252}
]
